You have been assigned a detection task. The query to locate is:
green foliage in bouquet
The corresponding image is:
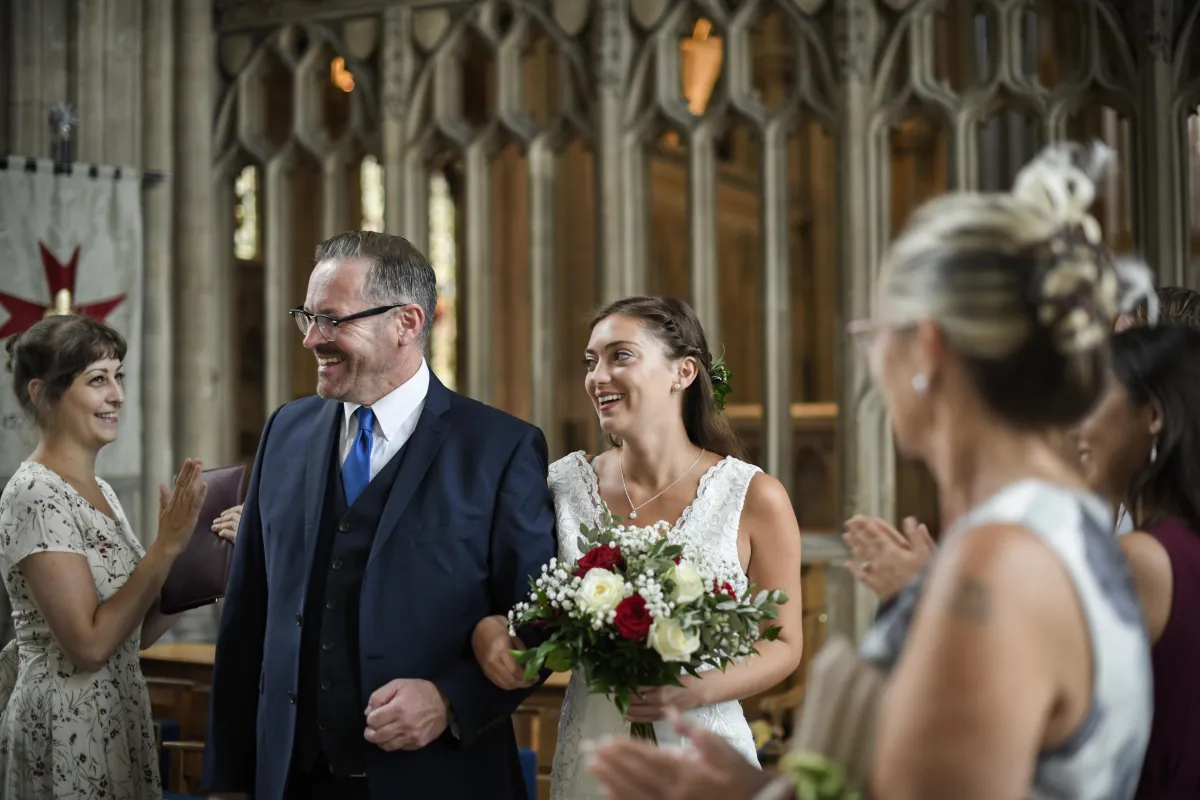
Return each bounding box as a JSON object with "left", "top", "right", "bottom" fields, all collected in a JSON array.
[
  {"left": 778, "top": 751, "right": 863, "bottom": 800},
  {"left": 508, "top": 503, "right": 787, "bottom": 724}
]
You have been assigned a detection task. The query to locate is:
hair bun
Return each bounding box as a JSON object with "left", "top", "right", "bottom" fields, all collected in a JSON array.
[
  {"left": 1035, "top": 230, "right": 1120, "bottom": 356},
  {"left": 1015, "top": 141, "right": 1159, "bottom": 354},
  {"left": 1012, "top": 140, "right": 1113, "bottom": 235}
]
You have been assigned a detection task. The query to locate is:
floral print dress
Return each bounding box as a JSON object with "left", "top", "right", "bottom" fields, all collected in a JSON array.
[{"left": 0, "top": 461, "right": 160, "bottom": 799}]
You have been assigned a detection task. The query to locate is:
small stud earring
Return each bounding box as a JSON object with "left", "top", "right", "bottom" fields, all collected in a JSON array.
[
  {"left": 673, "top": 382, "right": 681, "bottom": 391},
  {"left": 911, "top": 373, "right": 929, "bottom": 394}
]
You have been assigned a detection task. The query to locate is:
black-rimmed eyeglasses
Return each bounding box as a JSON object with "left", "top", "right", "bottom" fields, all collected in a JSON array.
[{"left": 288, "top": 305, "right": 402, "bottom": 342}]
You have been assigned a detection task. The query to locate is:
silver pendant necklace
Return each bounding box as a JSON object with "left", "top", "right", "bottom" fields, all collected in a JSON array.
[{"left": 619, "top": 448, "right": 706, "bottom": 520}]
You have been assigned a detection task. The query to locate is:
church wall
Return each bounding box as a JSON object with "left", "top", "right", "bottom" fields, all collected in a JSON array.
[{"left": 2, "top": 0, "right": 1200, "bottom": 647}]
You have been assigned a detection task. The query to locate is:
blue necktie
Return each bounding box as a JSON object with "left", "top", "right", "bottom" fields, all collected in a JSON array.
[{"left": 342, "top": 406, "right": 375, "bottom": 506}]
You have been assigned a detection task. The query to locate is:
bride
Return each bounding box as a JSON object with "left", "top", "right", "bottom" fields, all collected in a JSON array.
[{"left": 471, "top": 295, "right": 805, "bottom": 799}]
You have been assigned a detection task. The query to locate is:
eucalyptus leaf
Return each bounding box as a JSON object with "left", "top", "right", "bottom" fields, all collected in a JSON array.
[{"left": 545, "top": 648, "right": 573, "bottom": 673}]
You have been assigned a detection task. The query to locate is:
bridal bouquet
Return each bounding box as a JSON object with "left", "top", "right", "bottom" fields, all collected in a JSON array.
[
  {"left": 507, "top": 506, "right": 788, "bottom": 741},
  {"left": 777, "top": 752, "right": 863, "bottom": 799}
]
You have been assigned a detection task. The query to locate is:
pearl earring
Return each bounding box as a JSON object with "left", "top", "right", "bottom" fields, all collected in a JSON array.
[
  {"left": 673, "top": 382, "right": 681, "bottom": 391},
  {"left": 1150, "top": 439, "right": 1158, "bottom": 464},
  {"left": 911, "top": 373, "right": 929, "bottom": 394}
]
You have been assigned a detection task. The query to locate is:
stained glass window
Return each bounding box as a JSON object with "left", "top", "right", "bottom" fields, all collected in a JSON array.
[
  {"left": 428, "top": 171, "right": 457, "bottom": 390},
  {"left": 361, "top": 156, "right": 385, "bottom": 232},
  {"left": 233, "top": 165, "right": 259, "bottom": 260},
  {"left": 681, "top": 19, "right": 722, "bottom": 116}
]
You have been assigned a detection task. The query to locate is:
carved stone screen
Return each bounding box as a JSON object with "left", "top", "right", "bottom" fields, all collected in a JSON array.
[{"left": 213, "top": 0, "right": 1200, "bottom": 577}]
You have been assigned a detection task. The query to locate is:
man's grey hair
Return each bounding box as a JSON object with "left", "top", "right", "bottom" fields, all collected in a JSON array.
[{"left": 314, "top": 231, "right": 438, "bottom": 345}]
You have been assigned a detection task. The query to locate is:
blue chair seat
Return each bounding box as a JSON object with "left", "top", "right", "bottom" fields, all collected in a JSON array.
[{"left": 518, "top": 746, "right": 538, "bottom": 799}]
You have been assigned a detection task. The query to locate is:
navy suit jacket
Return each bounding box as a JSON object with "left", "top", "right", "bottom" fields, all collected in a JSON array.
[{"left": 201, "top": 374, "right": 557, "bottom": 799}]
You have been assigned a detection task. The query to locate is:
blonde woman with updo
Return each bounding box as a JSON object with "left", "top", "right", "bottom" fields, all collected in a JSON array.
[{"left": 587, "top": 142, "right": 1156, "bottom": 800}]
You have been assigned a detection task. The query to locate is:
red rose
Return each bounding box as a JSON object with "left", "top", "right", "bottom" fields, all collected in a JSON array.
[
  {"left": 576, "top": 544, "right": 625, "bottom": 578},
  {"left": 613, "top": 593, "right": 653, "bottom": 641},
  {"left": 714, "top": 580, "right": 737, "bottom": 600}
]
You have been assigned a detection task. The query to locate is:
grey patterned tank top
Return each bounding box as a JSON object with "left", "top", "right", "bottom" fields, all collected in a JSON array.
[{"left": 860, "top": 480, "right": 1151, "bottom": 799}]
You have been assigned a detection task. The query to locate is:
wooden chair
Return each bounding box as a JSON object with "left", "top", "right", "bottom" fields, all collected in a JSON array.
[
  {"left": 513, "top": 705, "right": 551, "bottom": 800},
  {"left": 146, "top": 677, "right": 209, "bottom": 796},
  {"left": 146, "top": 676, "right": 195, "bottom": 725},
  {"left": 161, "top": 740, "right": 206, "bottom": 797}
]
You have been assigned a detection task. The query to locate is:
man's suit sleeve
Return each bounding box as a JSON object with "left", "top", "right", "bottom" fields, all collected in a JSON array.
[
  {"left": 434, "top": 424, "right": 557, "bottom": 747},
  {"left": 201, "top": 407, "right": 279, "bottom": 793}
]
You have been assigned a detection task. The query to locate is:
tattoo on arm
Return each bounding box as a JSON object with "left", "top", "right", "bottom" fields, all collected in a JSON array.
[{"left": 949, "top": 578, "right": 990, "bottom": 623}]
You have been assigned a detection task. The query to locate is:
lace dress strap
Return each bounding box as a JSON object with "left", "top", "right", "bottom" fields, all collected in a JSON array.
[
  {"left": 549, "top": 452, "right": 604, "bottom": 566},
  {"left": 673, "top": 457, "right": 760, "bottom": 594}
]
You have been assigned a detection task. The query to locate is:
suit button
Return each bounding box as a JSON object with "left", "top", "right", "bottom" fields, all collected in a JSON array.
[
  {"left": 320, "top": 680, "right": 331, "bottom": 691},
  {"left": 287, "top": 691, "right": 296, "bottom": 704},
  {"left": 325, "top": 600, "right": 336, "bottom": 609},
  {"left": 338, "top": 521, "right": 350, "bottom": 532},
  {"left": 295, "top": 612, "right": 302, "bottom": 625},
  {"left": 322, "top": 640, "right": 333, "bottom": 651},
  {"left": 318, "top": 722, "right": 328, "bottom": 732},
  {"left": 331, "top": 559, "right": 343, "bottom": 570}
]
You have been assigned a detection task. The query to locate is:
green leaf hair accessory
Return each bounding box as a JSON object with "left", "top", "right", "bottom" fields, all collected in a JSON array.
[{"left": 709, "top": 348, "right": 732, "bottom": 413}]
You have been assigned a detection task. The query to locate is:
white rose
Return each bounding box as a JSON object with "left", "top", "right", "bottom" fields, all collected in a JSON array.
[
  {"left": 669, "top": 561, "right": 705, "bottom": 604},
  {"left": 648, "top": 617, "right": 701, "bottom": 663},
  {"left": 575, "top": 568, "right": 626, "bottom": 616}
]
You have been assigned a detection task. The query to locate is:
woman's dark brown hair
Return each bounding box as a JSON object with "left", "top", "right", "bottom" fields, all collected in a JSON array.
[
  {"left": 5, "top": 315, "right": 127, "bottom": 426},
  {"left": 1111, "top": 324, "right": 1200, "bottom": 533},
  {"left": 589, "top": 296, "right": 743, "bottom": 459}
]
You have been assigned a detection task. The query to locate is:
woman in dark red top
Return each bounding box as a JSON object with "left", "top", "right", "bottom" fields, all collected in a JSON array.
[{"left": 1077, "top": 323, "right": 1200, "bottom": 798}]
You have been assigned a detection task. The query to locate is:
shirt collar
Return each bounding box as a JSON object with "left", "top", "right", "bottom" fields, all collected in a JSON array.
[{"left": 342, "top": 359, "right": 430, "bottom": 441}]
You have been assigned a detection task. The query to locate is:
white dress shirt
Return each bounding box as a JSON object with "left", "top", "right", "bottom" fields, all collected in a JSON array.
[{"left": 339, "top": 359, "right": 430, "bottom": 478}]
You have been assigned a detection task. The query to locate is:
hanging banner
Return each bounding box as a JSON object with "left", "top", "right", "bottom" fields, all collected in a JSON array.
[{"left": 0, "top": 158, "right": 144, "bottom": 480}]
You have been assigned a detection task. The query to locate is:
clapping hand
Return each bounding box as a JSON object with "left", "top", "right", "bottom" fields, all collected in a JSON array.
[
  {"left": 156, "top": 459, "right": 207, "bottom": 556},
  {"left": 364, "top": 678, "right": 450, "bottom": 751},
  {"left": 843, "top": 515, "right": 935, "bottom": 601},
  {"left": 588, "top": 707, "right": 773, "bottom": 800}
]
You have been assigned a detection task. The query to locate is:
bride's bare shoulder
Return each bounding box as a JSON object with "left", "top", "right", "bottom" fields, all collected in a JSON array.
[{"left": 743, "top": 471, "right": 799, "bottom": 529}]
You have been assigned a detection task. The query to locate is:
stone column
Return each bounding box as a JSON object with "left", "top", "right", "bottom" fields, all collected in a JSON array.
[
  {"left": 140, "top": 0, "right": 174, "bottom": 543},
  {"left": 1133, "top": 0, "right": 1190, "bottom": 288},
  {"left": 4, "top": 0, "right": 72, "bottom": 158},
  {"left": 594, "top": 0, "right": 641, "bottom": 303},
  {"left": 173, "top": 0, "right": 224, "bottom": 466},
  {"left": 834, "top": 0, "right": 885, "bottom": 641}
]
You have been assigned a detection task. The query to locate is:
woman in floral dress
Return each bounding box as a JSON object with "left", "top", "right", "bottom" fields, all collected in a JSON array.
[{"left": 0, "top": 315, "right": 207, "bottom": 799}]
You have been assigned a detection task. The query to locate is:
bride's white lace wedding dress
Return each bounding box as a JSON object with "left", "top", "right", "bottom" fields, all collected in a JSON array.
[{"left": 547, "top": 451, "right": 762, "bottom": 799}]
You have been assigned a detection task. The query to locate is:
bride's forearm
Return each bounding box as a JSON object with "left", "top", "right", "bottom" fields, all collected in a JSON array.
[{"left": 689, "top": 636, "right": 804, "bottom": 707}]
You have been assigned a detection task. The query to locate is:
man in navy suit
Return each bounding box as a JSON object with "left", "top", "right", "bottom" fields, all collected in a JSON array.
[{"left": 202, "top": 231, "right": 556, "bottom": 800}]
